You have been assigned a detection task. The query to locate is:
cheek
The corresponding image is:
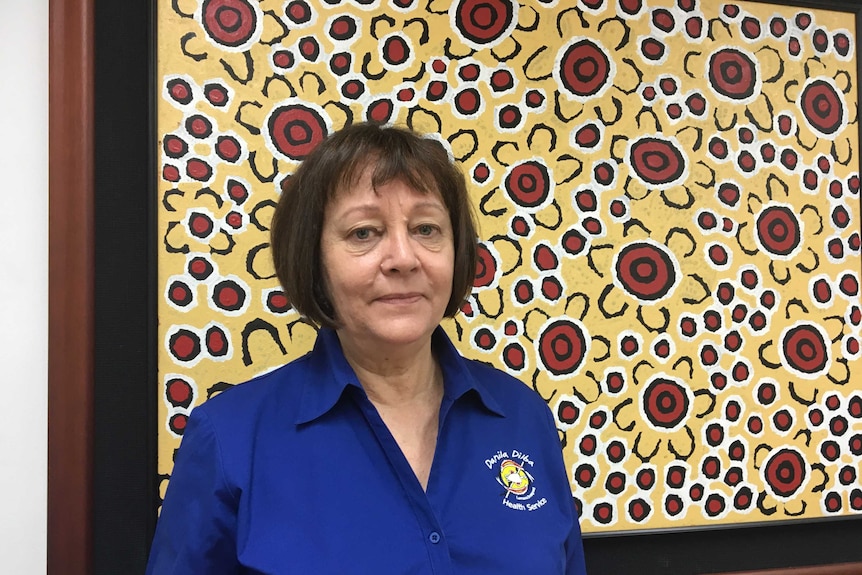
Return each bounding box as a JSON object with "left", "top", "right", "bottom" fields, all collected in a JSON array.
[
  {"left": 321, "top": 266, "right": 347, "bottom": 304},
  {"left": 318, "top": 245, "right": 349, "bottom": 307},
  {"left": 318, "top": 245, "right": 333, "bottom": 290},
  {"left": 433, "top": 253, "right": 456, "bottom": 287},
  {"left": 323, "top": 255, "right": 376, "bottom": 305}
]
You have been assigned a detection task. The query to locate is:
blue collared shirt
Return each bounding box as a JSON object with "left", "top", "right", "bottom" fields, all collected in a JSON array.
[{"left": 147, "top": 327, "right": 587, "bottom": 574}]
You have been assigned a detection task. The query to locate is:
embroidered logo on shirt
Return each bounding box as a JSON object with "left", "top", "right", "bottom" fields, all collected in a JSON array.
[{"left": 485, "top": 449, "right": 548, "bottom": 511}]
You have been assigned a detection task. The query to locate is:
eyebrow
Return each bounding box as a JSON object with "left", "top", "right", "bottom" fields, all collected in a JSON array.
[
  {"left": 410, "top": 200, "right": 448, "bottom": 213},
  {"left": 334, "top": 199, "right": 448, "bottom": 220}
]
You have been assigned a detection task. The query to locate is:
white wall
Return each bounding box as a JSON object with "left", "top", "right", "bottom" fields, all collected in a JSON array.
[{"left": 0, "top": 2, "right": 49, "bottom": 573}]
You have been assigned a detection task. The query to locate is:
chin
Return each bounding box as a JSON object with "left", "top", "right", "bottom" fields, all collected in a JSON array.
[
  {"left": 367, "top": 319, "right": 440, "bottom": 347},
  {"left": 378, "top": 327, "right": 437, "bottom": 346}
]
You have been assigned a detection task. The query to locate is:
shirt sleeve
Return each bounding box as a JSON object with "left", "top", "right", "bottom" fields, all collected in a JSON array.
[
  {"left": 565, "top": 504, "right": 588, "bottom": 575},
  {"left": 541, "top": 404, "right": 589, "bottom": 575},
  {"left": 145, "top": 408, "right": 241, "bottom": 575}
]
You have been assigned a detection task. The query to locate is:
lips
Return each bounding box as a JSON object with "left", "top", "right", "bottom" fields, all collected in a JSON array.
[{"left": 375, "top": 293, "right": 423, "bottom": 304}]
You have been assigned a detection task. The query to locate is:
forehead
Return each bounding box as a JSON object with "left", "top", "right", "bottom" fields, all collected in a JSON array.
[
  {"left": 330, "top": 161, "right": 443, "bottom": 205},
  {"left": 327, "top": 175, "right": 446, "bottom": 214}
]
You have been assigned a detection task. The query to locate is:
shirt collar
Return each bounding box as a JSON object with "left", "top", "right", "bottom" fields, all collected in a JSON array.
[
  {"left": 294, "top": 326, "right": 506, "bottom": 425},
  {"left": 432, "top": 326, "right": 506, "bottom": 418}
]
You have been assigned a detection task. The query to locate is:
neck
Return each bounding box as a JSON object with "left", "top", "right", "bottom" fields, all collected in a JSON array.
[{"left": 336, "top": 331, "right": 443, "bottom": 407}]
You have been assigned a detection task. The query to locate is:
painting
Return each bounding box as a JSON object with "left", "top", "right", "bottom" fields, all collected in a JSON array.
[{"left": 156, "top": 0, "right": 862, "bottom": 534}]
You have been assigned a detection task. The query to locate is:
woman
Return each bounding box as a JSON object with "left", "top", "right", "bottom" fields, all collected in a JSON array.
[{"left": 146, "top": 122, "right": 587, "bottom": 574}]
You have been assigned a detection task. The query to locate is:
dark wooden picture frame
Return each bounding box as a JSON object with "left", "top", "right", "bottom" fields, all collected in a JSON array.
[
  {"left": 48, "top": 0, "right": 862, "bottom": 573},
  {"left": 49, "top": 0, "right": 157, "bottom": 573}
]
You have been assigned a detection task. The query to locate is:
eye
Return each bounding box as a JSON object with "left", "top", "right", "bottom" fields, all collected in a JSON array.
[
  {"left": 352, "top": 227, "right": 373, "bottom": 240},
  {"left": 416, "top": 224, "right": 438, "bottom": 236}
]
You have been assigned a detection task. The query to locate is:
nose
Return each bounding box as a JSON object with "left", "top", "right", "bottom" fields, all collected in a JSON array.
[{"left": 381, "top": 229, "right": 419, "bottom": 273}]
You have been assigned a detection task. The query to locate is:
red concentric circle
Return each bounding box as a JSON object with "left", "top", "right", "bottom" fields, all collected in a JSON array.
[
  {"left": 537, "top": 319, "right": 589, "bottom": 376},
  {"left": 504, "top": 160, "right": 551, "bottom": 208},
  {"left": 641, "top": 376, "right": 691, "bottom": 430},
  {"left": 558, "top": 40, "right": 611, "bottom": 98},
  {"left": 756, "top": 205, "right": 801, "bottom": 256},
  {"left": 628, "top": 137, "right": 686, "bottom": 185},
  {"left": 201, "top": 0, "right": 258, "bottom": 48},
  {"left": 267, "top": 104, "right": 328, "bottom": 160},
  {"left": 614, "top": 241, "right": 678, "bottom": 301},
  {"left": 763, "top": 447, "right": 806, "bottom": 498},
  {"left": 708, "top": 48, "right": 758, "bottom": 100},
  {"left": 780, "top": 323, "right": 829, "bottom": 376},
  {"left": 473, "top": 243, "right": 498, "bottom": 288},
  {"left": 800, "top": 79, "right": 845, "bottom": 136},
  {"left": 452, "top": 0, "right": 515, "bottom": 46}
]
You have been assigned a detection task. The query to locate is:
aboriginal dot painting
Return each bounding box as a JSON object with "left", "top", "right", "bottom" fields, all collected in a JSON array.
[{"left": 157, "top": 0, "right": 862, "bottom": 532}]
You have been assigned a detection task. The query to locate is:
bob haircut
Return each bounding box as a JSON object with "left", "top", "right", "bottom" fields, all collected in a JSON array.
[{"left": 270, "top": 122, "right": 478, "bottom": 329}]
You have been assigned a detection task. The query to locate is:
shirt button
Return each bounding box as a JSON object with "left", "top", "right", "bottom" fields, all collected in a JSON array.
[{"left": 429, "top": 531, "right": 441, "bottom": 544}]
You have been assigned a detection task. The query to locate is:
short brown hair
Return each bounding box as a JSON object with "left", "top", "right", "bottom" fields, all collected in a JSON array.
[{"left": 270, "top": 122, "right": 478, "bottom": 328}]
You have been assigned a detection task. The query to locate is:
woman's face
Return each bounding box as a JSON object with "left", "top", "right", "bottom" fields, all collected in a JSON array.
[{"left": 320, "top": 168, "right": 455, "bottom": 352}]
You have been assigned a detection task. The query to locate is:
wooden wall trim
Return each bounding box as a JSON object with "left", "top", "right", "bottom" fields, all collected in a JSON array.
[
  {"left": 711, "top": 562, "right": 862, "bottom": 575},
  {"left": 48, "top": 0, "right": 95, "bottom": 573}
]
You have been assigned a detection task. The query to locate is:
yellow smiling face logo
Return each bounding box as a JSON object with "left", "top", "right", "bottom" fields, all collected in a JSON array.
[{"left": 499, "top": 459, "right": 531, "bottom": 496}]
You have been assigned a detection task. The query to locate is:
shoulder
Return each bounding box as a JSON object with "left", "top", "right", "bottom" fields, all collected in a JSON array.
[
  {"left": 176, "top": 355, "right": 316, "bottom": 485},
  {"left": 192, "top": 354, "right": 312, "bottom": 428}
]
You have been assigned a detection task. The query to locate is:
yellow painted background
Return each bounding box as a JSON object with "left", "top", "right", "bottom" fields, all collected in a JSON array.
[{"left": 157, "top": 0, "right": 862, "bottom": 532}]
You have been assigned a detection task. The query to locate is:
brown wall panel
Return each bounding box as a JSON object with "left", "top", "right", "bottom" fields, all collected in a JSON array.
[{"left": 48, "top": 0, "right": 94, "bottom": 573}]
